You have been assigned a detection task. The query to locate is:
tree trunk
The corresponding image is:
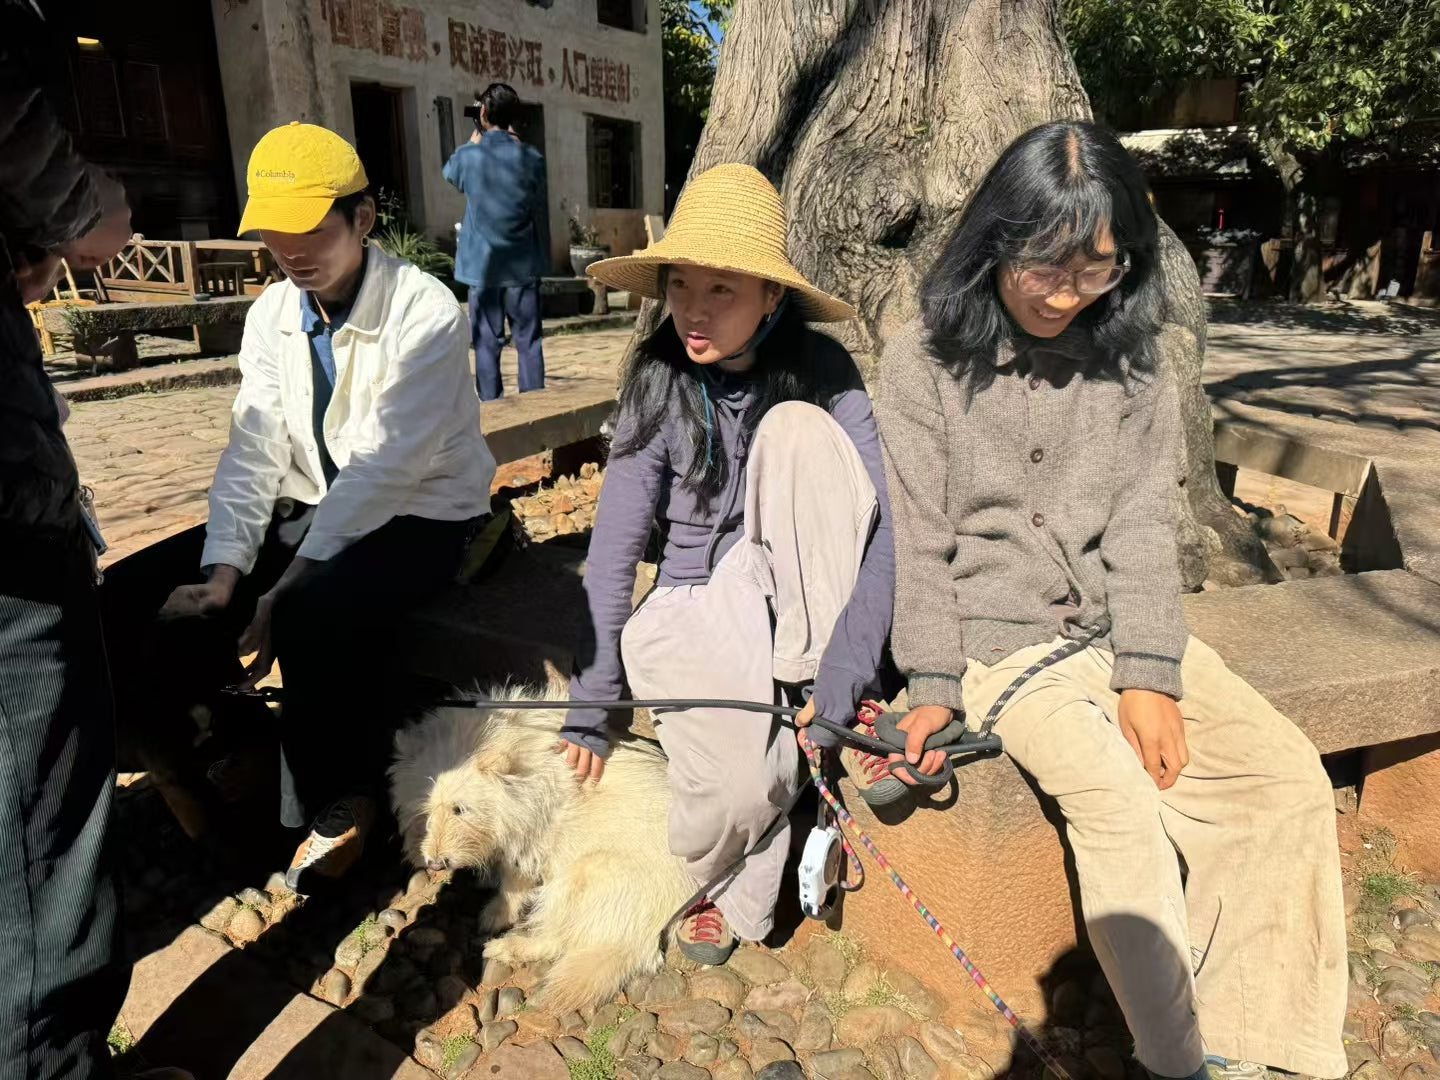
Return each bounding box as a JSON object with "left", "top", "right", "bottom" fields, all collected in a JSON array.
[
  {"left": 1265, "top": 137, "right": 1325, "bottom": 304},
  {"left": 640, "top": 0, "right": 1274, "bottom": 586}
]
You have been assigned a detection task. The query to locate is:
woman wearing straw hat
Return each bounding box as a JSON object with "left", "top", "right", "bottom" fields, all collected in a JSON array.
[{"left": 563, "top": 164, "right": 896, "bottom": 962}]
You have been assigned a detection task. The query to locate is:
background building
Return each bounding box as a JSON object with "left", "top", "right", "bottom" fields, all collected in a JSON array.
[{"left": 44, "top": 0, "right": 665, "bottom": 272}]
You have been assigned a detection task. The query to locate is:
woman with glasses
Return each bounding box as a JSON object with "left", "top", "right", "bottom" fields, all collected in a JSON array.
[{"left": 868, "top": 123, "right": 1346, "bottom": 1080}]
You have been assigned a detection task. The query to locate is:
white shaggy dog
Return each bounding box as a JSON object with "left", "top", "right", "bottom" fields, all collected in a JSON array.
[{"left": 389, "top": 684, "right": 696, "bottom": 1012}]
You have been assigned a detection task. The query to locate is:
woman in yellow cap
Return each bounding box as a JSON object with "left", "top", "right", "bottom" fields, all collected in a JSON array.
[
  {"left": 563, "top": 164, "right": 895, "bottom": 962},
  {"left": 102, "top": 122, "right": 495, "bottom": 893}
]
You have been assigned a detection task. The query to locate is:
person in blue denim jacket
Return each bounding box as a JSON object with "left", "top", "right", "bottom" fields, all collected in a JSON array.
[{"left": 443, "top": 82, "right": 550, "bottom": 401}]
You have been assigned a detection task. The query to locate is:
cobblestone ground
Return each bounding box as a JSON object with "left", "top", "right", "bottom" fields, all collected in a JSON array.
[
  {"left": 112, "top": 766, "right": 1440, "bottom": 1080},
  {"left": 69, "top": 385, "right": 235, "bottom": 565}
]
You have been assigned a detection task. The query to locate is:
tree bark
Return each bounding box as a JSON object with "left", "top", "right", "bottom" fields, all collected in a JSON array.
[{"left": 641, "top": 0, "right": 1275, "bottom": 586}]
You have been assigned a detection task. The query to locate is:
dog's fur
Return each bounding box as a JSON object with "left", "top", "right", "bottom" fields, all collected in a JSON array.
[{"left": 389, "top": 682, "right": 695, "bottom": 1012}]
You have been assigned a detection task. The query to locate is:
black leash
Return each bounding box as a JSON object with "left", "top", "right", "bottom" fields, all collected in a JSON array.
[
  {"left": 231, "top": 621, "right": 1105, "bottom": 787},
  {"left": 229, "top": 622, "right": 1107, "bottom": 935},
  {"left": 227, "top": 689, "right": 999, "bottom": 786}
]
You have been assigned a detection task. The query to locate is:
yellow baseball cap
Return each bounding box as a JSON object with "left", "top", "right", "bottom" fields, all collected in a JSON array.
[{"left": 237, "top": 121, "right": 369, "bottom": 236}]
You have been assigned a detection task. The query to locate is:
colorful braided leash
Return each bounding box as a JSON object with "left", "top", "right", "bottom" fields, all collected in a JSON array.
[{"left": 802, "top": 741, "right": 1074, "bottom": 1080}]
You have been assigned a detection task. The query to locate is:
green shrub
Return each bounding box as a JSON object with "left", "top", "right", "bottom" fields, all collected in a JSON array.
[{"left": 374, "top": 226, "right": 455, "bottom": 280}]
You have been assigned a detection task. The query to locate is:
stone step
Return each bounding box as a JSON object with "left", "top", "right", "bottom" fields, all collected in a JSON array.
[{"left": 117, "top": 925, "right": 431, "bottom": 1079}]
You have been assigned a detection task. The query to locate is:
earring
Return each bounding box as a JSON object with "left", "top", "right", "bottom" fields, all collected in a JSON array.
[{"left": 361, "top": 235, "right": 371, "bottom": 248}]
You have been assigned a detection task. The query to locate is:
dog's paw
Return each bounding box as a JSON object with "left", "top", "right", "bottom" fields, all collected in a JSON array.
[{"left": 482, "top": 935, "right": 519, "bottom": 964}]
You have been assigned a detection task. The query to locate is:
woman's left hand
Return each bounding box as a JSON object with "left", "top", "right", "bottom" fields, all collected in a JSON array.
[{"left": 1117, "top": 688, "right": 1189, "bottom": 790}]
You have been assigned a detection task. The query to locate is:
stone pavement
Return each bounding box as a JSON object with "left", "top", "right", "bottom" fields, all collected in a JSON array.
[
  {"left": 69, "top": 329, "right": 631, "bottom": 566},
  {"left": 1205, "top": 300, "right": 1440, "bottom": 431}
]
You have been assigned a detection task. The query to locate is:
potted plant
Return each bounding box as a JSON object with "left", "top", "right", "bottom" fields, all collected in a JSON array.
[{"left": 567, "top": 203, "right": 610, "bottom": 277}]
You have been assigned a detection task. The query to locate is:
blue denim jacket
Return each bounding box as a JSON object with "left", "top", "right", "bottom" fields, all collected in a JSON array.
[{"left": 443, "top": 130, "right": 551, "bottom": 289}]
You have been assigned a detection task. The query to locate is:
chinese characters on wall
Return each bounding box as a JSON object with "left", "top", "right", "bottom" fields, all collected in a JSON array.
[
  {"left": 320, "top": 0, "right": 429, "bottom": 63},
  {"left": 315, "top": 6, "right": 637, "bottom": 106},
  {"left": 447, "top": 20, "right": 545, "bottom": 87},
  {"left": 559, "top": 47, "right": 631, "bottom": 103},
  {"left": 445, "top": 19, "right": 634, "bottom": 103}
]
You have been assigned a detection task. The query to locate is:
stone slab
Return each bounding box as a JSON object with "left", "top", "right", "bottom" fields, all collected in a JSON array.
[
  {"left": 481, "top": 386, "right": 616, "bottom": 467},
  {"left": 119, "top": 925, "right": 430, "bottom": 1079},
  {"left": 1212, "top": 418, "right": 1372, "bottom": 497},
  {"left": 1182, "top": 570, "right": 1440, "bottom": 754},
  {"left": 41, "top": 296, "right": 255, "bottom": 334}
]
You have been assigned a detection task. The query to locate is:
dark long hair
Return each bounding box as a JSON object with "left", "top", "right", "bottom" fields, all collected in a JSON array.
[
  {"left": 921, "top": 121, "right": 1164, "bottom": 384},
  {"left": 611, "top": 296, "right": 861, "bottom": 504}
]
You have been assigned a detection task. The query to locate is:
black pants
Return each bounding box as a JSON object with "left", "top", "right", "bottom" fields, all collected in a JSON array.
[
  {"left": 0, "top": 536, "right": 126, "bottom": 1080},
  {"left": 102, "top": 508, "right": 476, "bottom": 830}
]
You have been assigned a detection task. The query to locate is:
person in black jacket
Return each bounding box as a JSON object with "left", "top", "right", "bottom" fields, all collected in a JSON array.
[{"left": 0, "top": 3, "right": 167, "bottom": 1076}]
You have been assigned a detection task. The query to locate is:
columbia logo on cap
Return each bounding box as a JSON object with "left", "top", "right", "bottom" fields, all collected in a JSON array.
[{"left": 255, "top": 169, "right": 297, "bottom": 181}]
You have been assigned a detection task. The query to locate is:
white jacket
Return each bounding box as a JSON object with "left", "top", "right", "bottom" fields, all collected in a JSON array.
[{"left": 202, "top": 245, "right": 496, "bottom": 572}]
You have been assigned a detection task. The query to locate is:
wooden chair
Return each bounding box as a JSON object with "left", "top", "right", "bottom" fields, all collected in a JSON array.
[{"left": 26, "top": 260, "right": 97, "bottom": 357}]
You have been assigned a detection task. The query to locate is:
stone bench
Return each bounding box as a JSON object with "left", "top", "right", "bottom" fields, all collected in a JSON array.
[
  {"left": 1210, "top": 399, "right": 1440, "bottom": 584},
  {"left": 477, "top": 383, "right": 617, "bottom": 469},
  {"left": 829, "top": 569, "right": 1440, "bottom": 1019},
  {"left": 43, "top": 295, "right": 255, "bottom": 370},
  {"left": 539, "top": 275, "right": 602, "bottom": 319},
  {"left": 829, "top": 403, "right": 1440, "bottom": 1021}
]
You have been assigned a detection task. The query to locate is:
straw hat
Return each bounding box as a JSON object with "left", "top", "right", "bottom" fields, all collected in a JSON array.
[{"left": 585, "top": 164, "right": 856, "bottom": 323}]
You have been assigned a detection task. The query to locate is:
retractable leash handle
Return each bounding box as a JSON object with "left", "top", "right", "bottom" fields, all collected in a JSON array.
[{"left": 867, "top": 712, "right": 1004, "bottom": 788}]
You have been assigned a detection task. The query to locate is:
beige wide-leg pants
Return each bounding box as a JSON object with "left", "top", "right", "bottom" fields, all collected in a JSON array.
[
  {"left": 621, "top": 402, "right": 878, "bottom": 942},
  {"left": 966, "top": 637, "right": 1348, "bottom": 1078}
]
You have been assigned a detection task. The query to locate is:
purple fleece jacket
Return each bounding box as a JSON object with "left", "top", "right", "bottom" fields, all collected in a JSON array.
[{"left": 565, "top": 350, "right": 894, "bottom": 755}]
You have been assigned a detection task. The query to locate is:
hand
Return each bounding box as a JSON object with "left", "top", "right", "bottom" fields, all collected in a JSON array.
[
  {"left": 793, "top": 697, "right": 816, "bottom": 748},
  {"left": 888, "top": 705, "right": 954, "bottom": 786},
  {"left": 236, "top": 591, "right": 277, "bottom": 689},
  {"left": 16, "top": 251, "right": 64, "bottom": 304},
  {"left": 555, "top": 739, "right": 606, "bottom": 783},
  {"left": 58, "top": 171, "right": 131, "bottom": 271},
  {"left": 159, "top": 566, "right": 238, "bottom": 620},
  {"left": 1117, "top": 689, "right": 1189, "bottom": 790},
  {"left": 469, "top": 128, "right": 483, "bottom": 144}
]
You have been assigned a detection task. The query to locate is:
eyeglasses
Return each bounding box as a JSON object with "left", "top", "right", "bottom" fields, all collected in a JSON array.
[{"left": 1012, "top": 256, "right": 1129, "bottom": 297}]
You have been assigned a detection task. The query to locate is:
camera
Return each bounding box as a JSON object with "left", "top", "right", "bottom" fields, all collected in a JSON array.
[{"left": 463, "top": 103, "right": 481, "bottom": 122}]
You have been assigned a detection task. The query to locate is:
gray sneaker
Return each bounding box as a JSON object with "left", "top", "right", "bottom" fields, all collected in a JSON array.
[
  {"left": 676, "top": 901, "right": 736, "bottom": 966},
  {"left": 839, "top": 718, "right": 909, "bottom": 807}
]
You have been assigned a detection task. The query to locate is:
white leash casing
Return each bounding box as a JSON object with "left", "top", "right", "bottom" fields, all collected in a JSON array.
[{"left": 797, "top": 825, "right": 843, "bottom": 920}]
